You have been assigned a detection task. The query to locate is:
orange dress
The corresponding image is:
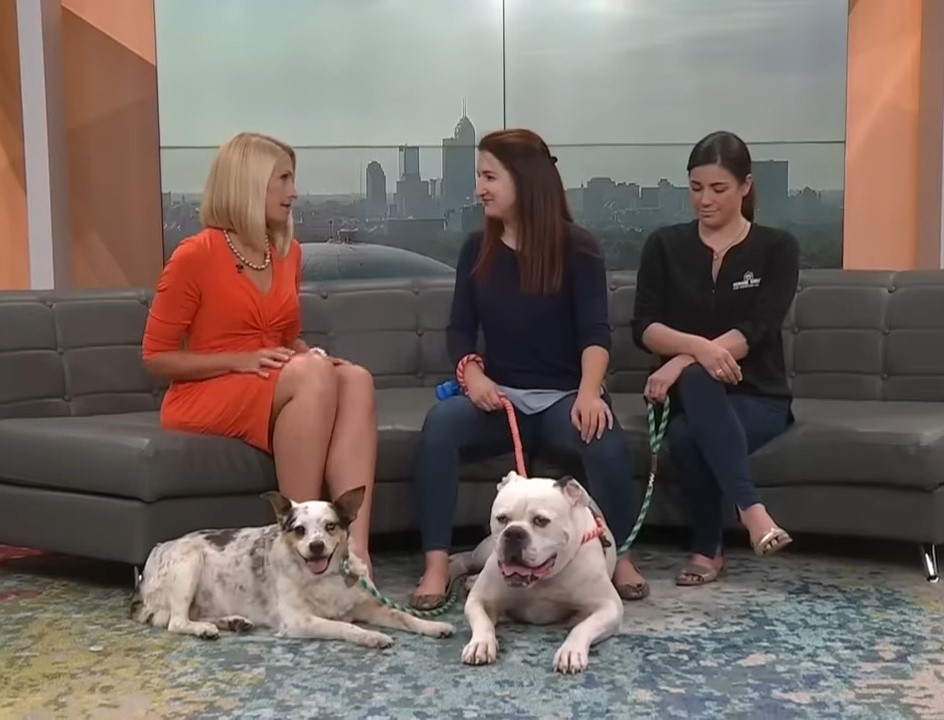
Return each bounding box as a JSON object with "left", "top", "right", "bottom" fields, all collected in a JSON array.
[{"left": 142, "top": 227, "right": 302, "bottom": 452}]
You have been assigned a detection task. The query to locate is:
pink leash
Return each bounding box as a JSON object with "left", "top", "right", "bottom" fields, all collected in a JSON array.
[{"left": 454, "top": 353, "right": 605, "bottom": 546}]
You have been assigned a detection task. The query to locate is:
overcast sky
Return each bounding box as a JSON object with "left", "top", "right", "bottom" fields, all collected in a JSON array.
[{"left": 154, "top": 0, "right": 849, "bottom": 194}]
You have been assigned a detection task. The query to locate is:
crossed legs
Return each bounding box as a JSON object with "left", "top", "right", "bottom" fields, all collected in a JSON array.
[
  {"left": 270, "top": 353, "right": 378, "bottom": 574},
  {"left": 669, "top": 365, "right": 792, "bottom": 584}
]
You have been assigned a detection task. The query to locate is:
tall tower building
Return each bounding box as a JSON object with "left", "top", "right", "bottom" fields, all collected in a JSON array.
[
  {"left": 442, "top": 101, "right": 476, "bottom": 213},
  {"left": 365, "top": 161, "right": 387, "bottom": 218},
  {"left": 398, "top": 145, "right": 420, "bottom": 179}
]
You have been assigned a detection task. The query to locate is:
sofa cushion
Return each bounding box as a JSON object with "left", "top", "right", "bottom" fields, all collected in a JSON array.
[
  {"left": 0, "top": 388, "right": 540, "bottom": 502},
  {"left": 749, "top": 399, "right": 944, "bottom": 491},
  {"left": 0, "top": 412, "right": 276, "bottom": 502}
]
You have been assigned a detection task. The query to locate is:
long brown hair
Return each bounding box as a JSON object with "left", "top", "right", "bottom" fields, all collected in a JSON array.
[{"left": 473, "top": 128, "right": 573, "bottom": 295}]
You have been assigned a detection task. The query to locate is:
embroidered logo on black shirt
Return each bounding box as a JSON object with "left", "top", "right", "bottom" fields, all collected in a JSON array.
[{"left": 732, "top": 271, "right": 762, "bottom": 291}]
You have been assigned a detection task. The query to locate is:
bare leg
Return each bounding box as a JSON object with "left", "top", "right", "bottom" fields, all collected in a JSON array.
[
  {"left": 324, "top": 363, "right": 377, "bottom": 572},
  {"left": 270, "top": 354, "right": 339, "bottom": 502}
]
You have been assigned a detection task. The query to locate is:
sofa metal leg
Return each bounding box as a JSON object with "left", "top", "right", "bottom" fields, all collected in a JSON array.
[
  {"left": 919, "top": 545, "right": 939, "bottom": 583},
  {"left": 133, "top": 565, "right": 142, "bottom": 590}
]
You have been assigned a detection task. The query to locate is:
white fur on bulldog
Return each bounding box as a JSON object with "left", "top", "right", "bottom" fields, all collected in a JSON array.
[
  {"left": 131, "top": 487, "right": 454, "bottom": 648},
  {"left": 452, "top": 471, "right": 623, "bottom": 674}
]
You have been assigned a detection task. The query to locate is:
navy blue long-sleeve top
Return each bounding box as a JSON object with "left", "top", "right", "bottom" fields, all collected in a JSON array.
[{"left": 446, "top": 225, "right": 612, "bottom": 391}]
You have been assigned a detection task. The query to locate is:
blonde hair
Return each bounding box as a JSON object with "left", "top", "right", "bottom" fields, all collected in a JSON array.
[{"left": 199, "top": 132, "right": 297, "bottom": 257}]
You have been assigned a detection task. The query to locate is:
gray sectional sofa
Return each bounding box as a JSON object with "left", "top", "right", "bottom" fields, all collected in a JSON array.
[{"left": 0, "top": 269, "right": 942, "bottom": 581}]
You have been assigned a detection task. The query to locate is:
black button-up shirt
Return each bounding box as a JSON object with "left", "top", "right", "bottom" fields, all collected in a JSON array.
[{"left": 631, "top": 220, "right": 799, "bottom": 399}]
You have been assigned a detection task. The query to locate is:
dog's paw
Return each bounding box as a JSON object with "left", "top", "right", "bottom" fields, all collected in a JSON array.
[
  {"left": 216, "top": 616, "right": 254, "bottom": 633},
  {"left": 461, "top": 635, "right": 498, "bottom": 666},
  {"left": 424, "top": 621, "right": 455, "bottom": 639},
  {"left": 358, "top": 630, "right": 394, "bottom": 649},
  {"left": 193, "top": 622, "right": 221, "bottom": 640},
  {"left": 553, "top": 641, "right": 589, "bottom": 674},
  {"left": 169, "top": 619, "right": 220, "bottom": 640}
]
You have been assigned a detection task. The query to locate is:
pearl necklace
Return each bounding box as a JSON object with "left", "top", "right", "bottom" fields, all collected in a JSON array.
[{"left": 223, "top": 229, "right": 271, "bottom": 271}]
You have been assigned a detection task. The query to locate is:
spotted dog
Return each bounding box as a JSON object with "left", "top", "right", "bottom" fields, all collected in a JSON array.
[{"left": 131, "top": 487, "right": 455, "bottom": 648}]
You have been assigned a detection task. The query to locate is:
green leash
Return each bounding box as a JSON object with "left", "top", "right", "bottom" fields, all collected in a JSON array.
[
  {"left": 338, "top": 555, "right": 463, "bottom": 618},
  {"left": 338, "top": 398, "right": 671, "bottom": 618},
  {"left": 616, "top": 397, "right": 670, "bottom": 556}
]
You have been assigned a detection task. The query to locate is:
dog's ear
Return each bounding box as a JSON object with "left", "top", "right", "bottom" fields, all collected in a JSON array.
[
  {"left": 555, "top": 476, "right": 590, "bottom": 508},
  {"left": 333, "top": 486, "right": 366, "bottom": 528},
  {"left": 497, "top": 470, "right": 525, "bottom": 491},
  {"left": 262, "top": 491, "right": 293, "bottom": 521}
]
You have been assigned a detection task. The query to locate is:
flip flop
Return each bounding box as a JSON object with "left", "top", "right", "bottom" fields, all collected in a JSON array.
[
  {"left": 752, "top": 526, "right": 793, "bottom": 556},
  {"left": 675, "top": 562, "right": 723, "bottom": 587}
]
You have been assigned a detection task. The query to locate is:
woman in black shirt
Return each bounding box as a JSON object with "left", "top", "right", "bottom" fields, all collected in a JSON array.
[
  {"left": 410, "top": 128, "right": 649, "bottom": 609},
  {"left": 631, "top": 131, "right": 799, "bottom": 587}
]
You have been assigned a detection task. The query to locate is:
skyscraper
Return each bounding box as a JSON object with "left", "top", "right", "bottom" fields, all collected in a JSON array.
[
  {"left": 442, "top": 103, "right": 476, "bottom": 213},
  {"left": 365, "top": 161, "right": 387, "bottom": 218}
]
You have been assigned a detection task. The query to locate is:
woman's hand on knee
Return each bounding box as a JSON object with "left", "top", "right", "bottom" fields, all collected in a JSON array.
[{"left": 570, "top": 390, "right": 614, "bottom": 443}]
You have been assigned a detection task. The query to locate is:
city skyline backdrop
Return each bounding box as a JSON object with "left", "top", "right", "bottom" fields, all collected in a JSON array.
[
  {"left": 154, "top": 0, "right": 848, "bottom": 194},
  {"left": 155, "top": 0, "right": 848, "bottom": 271}
]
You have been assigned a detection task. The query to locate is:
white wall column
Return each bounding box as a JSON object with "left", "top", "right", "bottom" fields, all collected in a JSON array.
[{"left": 16, "top": 0, "right": 71, "bottom": 289}]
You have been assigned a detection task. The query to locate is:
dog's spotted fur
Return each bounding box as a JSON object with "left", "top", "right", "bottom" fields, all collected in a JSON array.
[{"left": 131, "top": 487, "right": 454, "bottom": 648}]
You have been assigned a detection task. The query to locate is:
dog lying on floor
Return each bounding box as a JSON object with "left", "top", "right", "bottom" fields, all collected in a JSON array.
[
  {"left": 131, "top": 486, "right": 454, "bottom": 648},
  {"left": 448, "top": 471, "right": 624, "bottom": 674}
]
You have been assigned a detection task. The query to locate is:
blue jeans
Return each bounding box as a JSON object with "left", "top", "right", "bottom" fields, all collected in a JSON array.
[
  {"left": 668, "top": 365, "right": 792, "bottom": 557},
  {"left": 414, "top": 393, "right": 636, "bottom": 552}
]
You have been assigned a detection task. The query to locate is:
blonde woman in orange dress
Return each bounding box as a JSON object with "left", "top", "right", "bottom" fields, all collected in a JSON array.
[{"left": 142, "top": 132, "right": 377, "bottom": 576}]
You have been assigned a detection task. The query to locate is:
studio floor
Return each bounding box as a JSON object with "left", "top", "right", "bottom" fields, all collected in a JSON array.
[{"left": 1, "top": 541, "right": 942, "bottom": 720}]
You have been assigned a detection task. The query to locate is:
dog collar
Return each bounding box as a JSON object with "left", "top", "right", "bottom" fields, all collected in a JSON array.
[{"left": 581, "top": 516, "right": 606, "bottom": 546}]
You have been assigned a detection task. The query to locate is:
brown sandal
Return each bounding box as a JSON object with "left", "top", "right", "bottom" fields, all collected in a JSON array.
[
  {"left": 615, "top": 581, "right": 651, "bottom": 601},
  {"left": 675, "top": 562, "right": 723, "bottom": 587},
  {"left": 409, "top": 576, "right": 449, "bottom": 610},
  {"left": 614, "top": 560, "right": 651, "bottom": 601}
]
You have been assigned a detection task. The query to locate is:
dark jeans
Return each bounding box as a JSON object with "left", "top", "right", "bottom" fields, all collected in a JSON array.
[
  {"left": 668, "top": 365, "right": 792, "bottom": 558},
  {"left": 414, "top": 393, "right": 635, "bottom": 553}
]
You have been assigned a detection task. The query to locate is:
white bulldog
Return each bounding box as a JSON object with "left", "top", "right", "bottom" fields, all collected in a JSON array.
[{"left": 452, "top": 471, "right": 624, "bottom": 674}]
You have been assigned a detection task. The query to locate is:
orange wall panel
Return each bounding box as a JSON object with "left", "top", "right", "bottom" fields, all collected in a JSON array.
[
  {"left": 842, "top": 0, "right": 923, "bottom": 269},
  {"left": 0, "top": 0, "right": 30, "bottom": 289},
  {"left": 60, "top": 0, "right": 164, "bottom": 289}
]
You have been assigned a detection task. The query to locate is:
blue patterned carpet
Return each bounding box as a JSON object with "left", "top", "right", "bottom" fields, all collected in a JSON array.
[{"left": 1, "top": 543, "right": 943, "bottom": 719}]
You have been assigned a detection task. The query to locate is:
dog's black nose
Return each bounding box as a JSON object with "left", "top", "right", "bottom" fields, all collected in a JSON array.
[
  {"left": 308, "top": 540, "right": 325, "bottom": 557},
  {"left": 503, "top": 526, "right": 528, "bottom": 545}
]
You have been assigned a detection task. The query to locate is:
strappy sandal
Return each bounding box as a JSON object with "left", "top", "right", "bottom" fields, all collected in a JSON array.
[
  {"left": 675, "top": 562, "right": 724, "bottom": 587},
  {"left": 752, "top": 527, "right": 792, "bottom": 556}
]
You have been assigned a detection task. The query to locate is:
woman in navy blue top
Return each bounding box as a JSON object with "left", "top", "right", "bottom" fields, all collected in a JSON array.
[
  {"left": 632, "top": 131, "right": 799, "bottom": 587},
  {"left": 410, "top": 128, "right": 647, "bottom": 609}
]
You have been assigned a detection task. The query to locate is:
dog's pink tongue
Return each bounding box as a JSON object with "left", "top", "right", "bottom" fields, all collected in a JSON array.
[
  {"left": 501, "top": 563, "right": 532, "bottom": 576},
  {"left": 307, "top": 557, "right": 329, "bottom": 574}
]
